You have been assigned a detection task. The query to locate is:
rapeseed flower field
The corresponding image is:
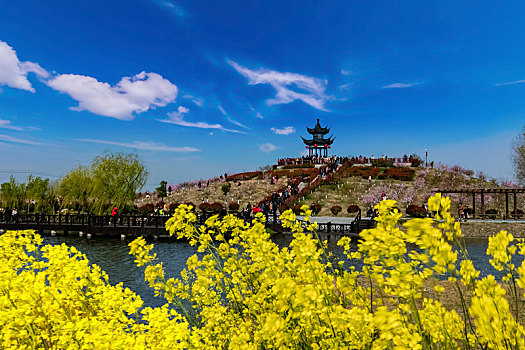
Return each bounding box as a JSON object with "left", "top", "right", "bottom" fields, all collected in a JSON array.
[{"left": 1, "top": 194, "right": 524, "bottom": 349}]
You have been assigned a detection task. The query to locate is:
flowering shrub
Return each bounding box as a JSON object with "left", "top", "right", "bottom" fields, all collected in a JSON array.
[
  {"left": 378, "top": 167, "right": 416, "bottom": 181},
  {"left": 330, "top": 205, "right": 342, "bottom": 215},
  {"left": 3, "top": 194, "right": 525, "bottom": 349},
  {"left": 292, "top": 204, "right": 303, "bottom": 214},
  {"left": 137, "top": 203, "right": 154, "bottom": 214},
  {"left": 209, "top": 202, "right": 224, "bottom": 213},
  {"left": 198, "top": 202, "right": 212, "bottom": 212},
  {"left": 347, "top": 204, "right": 360, "bottom": 213},
  {"left": 278, "top": 203, "right": 289, "bottom": 212},
  {"left": 272, "top": 167, "right": 318, "bottom": 180},
  {"left": 228, "top": 202, "right": 240, "bottom": 212},
  {"left": 310, "top": 203, "right": 322, "bottom": 215},
  {"left": 406, "top": 204, "right": 428, "bottom": 217},
  {"left": 0, "top": 230, "right": 190, "bottom": 348},
  {"left": 226, "top": 171, "right": 262, "bottom": 181},
  {"left": 199, "top": 202, "right": 223, "bottom": 213},
  {"left": 343, "top": 166, "right": 380, "bottom": 179}
]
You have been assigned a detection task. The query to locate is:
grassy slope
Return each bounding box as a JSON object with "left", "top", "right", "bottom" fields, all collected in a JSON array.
[
  {"left": 297, "top": 166, "right": 511, "bottom": 217},
  {"left": 136, "top": 176, "right": 290, "bottom": 209},
  {"left": 138, "top": 165, "right": 517, "bottom": 217}
]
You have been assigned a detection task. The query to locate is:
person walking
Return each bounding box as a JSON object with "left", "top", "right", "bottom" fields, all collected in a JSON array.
[
  {"left": 458, "top": 202, "right": 464, "bottom": 221},
  {"left": 4, "top": 207, "right": 11, "bottom": 223},
  {"left": 12, "top": 208, "right": 18, "bottom": 223}
]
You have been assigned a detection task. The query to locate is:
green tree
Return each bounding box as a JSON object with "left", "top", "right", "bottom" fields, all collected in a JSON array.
[
  {"left": 156, "top": 181, "right": 167, "bottom": 201},
  {"left": 221, "top": 182, "right": 231, "bottom": 199},
  {"left": 59, "top": 165, "right": 93, "bottom": 213},
  {"left": 512, "top": 128, "right": 525, "bottom": 186},
  {"left": 59, "top": 152, "right": 148, "bottom": 214},
  {"left": 90, "top": 152, "right": 148, "bottom": 214},
  {"left": 0, "top": 176, "right": 26, "bottom": 208},
  {"left": 26, "top": 175, "right": 50, "bottom": 212}
]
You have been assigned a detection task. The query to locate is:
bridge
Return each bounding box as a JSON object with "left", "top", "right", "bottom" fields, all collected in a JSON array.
[{"left": 0, "top": 212, "right": 374, "bottom": 239}]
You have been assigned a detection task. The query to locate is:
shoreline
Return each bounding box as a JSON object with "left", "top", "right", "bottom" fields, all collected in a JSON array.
[{"left": 301, "top": 215, "right": 525, "bottom": 239}]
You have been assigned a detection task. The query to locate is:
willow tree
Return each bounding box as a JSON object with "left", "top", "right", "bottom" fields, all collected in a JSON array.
[
  {"left": 0, "top": 176, "right": 26, "bottom": 208},
  {"left": 90, "top": 152, "right": 148, "bottom": 214},
  {"left": 59, "top": 152, "right": 148, "bottom": 214},
  {"left": 59, "top": 165, "right": 93, "bottom": 212}
]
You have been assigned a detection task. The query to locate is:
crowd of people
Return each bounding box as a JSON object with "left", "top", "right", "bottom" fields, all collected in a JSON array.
[
  {"left": 245, "top": 158, "right": 345, "bottom": 221},
  {"left": 241, "top": 182, "right": 300, "bottom": 222},
  {"left": 277, "top": 154, "right": 432, "bottom": 168},
  {"left": 0, "top": 207, "right": 19, "bottom": 223},
  {"left": 277, "top": 155, "right": 345, "bottom": 166},
  {"left": 351, "top": 154, "right": 414, "bottom": 165}
]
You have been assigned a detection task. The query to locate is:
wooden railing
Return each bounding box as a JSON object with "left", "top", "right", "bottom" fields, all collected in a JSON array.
[{"left": 0, "top": 211, "right": 372, "bottom": 236}]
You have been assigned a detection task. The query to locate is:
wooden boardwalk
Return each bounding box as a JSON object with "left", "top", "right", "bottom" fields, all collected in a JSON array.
[{"left": 0, "top": 212, "right": 373, "bottom": 239}]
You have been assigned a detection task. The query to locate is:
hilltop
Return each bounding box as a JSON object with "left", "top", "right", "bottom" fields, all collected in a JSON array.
[{"left": 137, "top": 161, "right": 515, "bottom": 218}]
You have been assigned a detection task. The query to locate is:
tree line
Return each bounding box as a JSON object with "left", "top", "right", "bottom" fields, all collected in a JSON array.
[{"left": 0, "top": 152, "right": 148, "bottom": 215}]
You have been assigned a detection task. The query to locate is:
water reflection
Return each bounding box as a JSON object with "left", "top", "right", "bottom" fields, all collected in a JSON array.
[
  {"left": 43, "top": 236, "right": 199, "bottom": 309},
  {"left": 42, "top": 234, "right": 522, "bottom": 309}
]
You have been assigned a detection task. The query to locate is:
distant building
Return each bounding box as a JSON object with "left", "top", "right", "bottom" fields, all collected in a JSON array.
[{"left": 301, "top": 119, "right": 335, "bottom": 157}]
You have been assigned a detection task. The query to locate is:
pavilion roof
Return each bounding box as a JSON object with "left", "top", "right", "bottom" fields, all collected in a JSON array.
[
  {"left": 302, "top": 135, "right": 335, "bottom": 146},
  {"left": 306, "top": 119, "right": 330, "bottom": 135}
]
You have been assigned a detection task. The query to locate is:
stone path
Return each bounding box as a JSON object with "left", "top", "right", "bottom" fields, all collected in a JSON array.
[{"left": 297, "top": 215, "right": 367, "bottom": 224}]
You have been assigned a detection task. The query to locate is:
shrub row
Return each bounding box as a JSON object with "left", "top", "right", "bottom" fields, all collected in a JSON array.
[
  {"left": 271, "top": 167, "right": 318, "bottom": 180},
  {"left": 198, "top": 202, "right": 224, "bottom": 213},
  {"left": 406, "top": 205, "right": 427, "bottom": 218},
  {"left": 226, "top": 171, "right": 263, "bottom": 182},
  {"left": 343, "top": 167, "right": 380, "bottom": 179},
  {"left": 377, "top": 167, "right": 416, "bottom": 181},
  {"left": 342, "top": 166, "right": 415, "bottom": 181}
]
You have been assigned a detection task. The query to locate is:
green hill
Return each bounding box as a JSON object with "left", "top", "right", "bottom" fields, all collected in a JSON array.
[{"left": 139, "top": 162, "right": 516, "bottom": 218}]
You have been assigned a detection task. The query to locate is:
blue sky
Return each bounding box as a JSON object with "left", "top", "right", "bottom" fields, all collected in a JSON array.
[{"left": 0, "top": 1, "right": 524, "bottom": 188}]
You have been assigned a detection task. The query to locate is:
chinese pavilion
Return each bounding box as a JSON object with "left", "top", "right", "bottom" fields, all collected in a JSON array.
[{"left": 301, "top": 119, "right": 335, "bottom": 157}]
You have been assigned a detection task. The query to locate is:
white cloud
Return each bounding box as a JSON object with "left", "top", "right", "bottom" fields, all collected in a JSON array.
[
  {"left": 218, "top": 104, "right": 250, "bottom": 129},
  {"left": 0, "top": 134, "right": 43, "bottom": 145},
  {"left": 0, "top": 41, "right": 49, "bottom": 92},
  {"left": 218, "top": 104, "right": 227, "bottom": 116},
  {"left": 341, "top": 69, "right": 352, "bottom": 76},
  {"left": 259, "top": 143, "right": 278, "bottom": 152},
  {"left": 47, "top": 71, "right": 178, "bottom": 120},
  {"left": 182, "top": 94, "right": 204, "bottom": 106},
  {"left": 495, "top": 80, "right": 525, "bottom": 87},
  {"left": 382, "top": 82, "right": 420, "bottom": 89},
  {"left": 250, "top": 106, "right": 264, "bottom": 119},
  {"left": 271, "top": 126, "right": 295, "bottom": 135},
  {"left": 158, "top": 106, "right": 243, "bottom": 133},
  {"left": 76, "top": 138, "right": 199, "bottom": 153},
  {"left": 0, "top": 119, "right": 38, "bottom": 131},
  {"left": 338, "top": 83, "right": 352, "bottom": 91},
  {"left": 151, "top": 0, "right": 186, "bottom": 16},
  {"left": 228, "top": 59, "right": 331, "bottom": 111}
]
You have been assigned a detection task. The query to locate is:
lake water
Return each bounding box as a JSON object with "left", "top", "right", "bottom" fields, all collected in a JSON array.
[{"left": 41, "top": 234, "right": 524, "bottom": 309}]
